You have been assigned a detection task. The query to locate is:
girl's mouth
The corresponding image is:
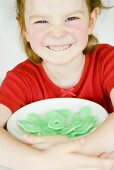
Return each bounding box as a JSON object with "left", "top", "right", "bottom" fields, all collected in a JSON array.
[{"left": 46, "top": 44, "right": 72, "bottom": 51}]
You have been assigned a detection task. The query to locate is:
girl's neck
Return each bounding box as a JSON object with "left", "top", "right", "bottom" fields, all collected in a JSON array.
[{"left": 42, "top": 53, "right": 85, "bottom": 89}]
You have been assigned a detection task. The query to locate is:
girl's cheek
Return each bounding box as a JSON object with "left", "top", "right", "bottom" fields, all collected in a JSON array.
[
  {"left": 66, "top": 22, "right": 89, "bottom": 42},
  {"left": 29, "top": 25, "right": 49, "bottom": 44}
]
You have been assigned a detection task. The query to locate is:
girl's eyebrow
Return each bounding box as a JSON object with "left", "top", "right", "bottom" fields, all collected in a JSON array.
[
  {"left": 68, "top": 10, "right": 84, "bottom": 16},
  {"left": 29, "top": 15, "right": 44, "bottom": 20},
  {"left": 29, "top": 10, "right": 84, "bottom": 20}
]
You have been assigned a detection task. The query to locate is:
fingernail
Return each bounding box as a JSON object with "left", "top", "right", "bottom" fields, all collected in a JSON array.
[
  {"left": 79, "top": 138, "right": 86, "bottom": 145},
  {"left": 23, "top": 134, "right": 30, "bottom": 139}
]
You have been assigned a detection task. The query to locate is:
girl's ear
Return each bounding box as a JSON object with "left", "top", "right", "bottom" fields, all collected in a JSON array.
[{"left": 88, "top": 7, "right": 100, "bottom": 35}]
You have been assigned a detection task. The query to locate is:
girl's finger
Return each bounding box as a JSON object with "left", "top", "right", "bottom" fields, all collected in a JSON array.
[
  {"left": 23, "top": 134, "right": 69, "bottom": 144},
  {"left": 50, "top": 137, "right": 86, "bottom": 153},
  {"left": 74, "top": 154, "right": 114, "bottom": 169},
  {"left": 98, "top": 152, "right": 110, "bottom": 158},
  {"left": 23, "top": 134, "right": 47, "bottom": 144}
]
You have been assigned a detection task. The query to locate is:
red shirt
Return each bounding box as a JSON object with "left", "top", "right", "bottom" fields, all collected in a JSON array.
[{"left": 0, "top": 44, "right": 114, "bottom": 113}]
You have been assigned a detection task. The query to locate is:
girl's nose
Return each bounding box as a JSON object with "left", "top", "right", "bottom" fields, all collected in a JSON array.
[{"left": 50, "top": 25, "right": 67, "bottom": 38}]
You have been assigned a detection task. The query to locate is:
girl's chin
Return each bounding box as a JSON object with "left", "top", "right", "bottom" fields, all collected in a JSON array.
[{"left": 43, "top": 56, "right": 76, "bottom": 66}]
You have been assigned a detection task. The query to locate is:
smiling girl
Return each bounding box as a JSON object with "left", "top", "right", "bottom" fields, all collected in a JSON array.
[{"left": 0, "top": 0, "right": 114, "bottom": 169}]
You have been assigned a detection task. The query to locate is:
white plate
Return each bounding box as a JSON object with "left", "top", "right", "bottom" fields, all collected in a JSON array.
[{"left": 7, "top": 98, "right": 108, "bottom": 143}]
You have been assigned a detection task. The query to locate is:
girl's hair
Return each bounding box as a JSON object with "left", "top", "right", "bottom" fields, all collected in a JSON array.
[{"left": 16, "top": 0, "right": 110, "bottom": 64}]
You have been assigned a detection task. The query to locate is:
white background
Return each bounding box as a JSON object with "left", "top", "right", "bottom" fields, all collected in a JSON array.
[{"left": 0, "top": 0, "right": 114, "bottom": 82}]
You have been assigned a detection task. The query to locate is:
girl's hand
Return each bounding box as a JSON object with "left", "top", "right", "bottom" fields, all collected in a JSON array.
[
  {"left": 23, "top": 133, "right": 113, "bottom": 159},
  {"left": 23, "top": 134, "right": 114, "bottom": 170},
  {"left": 40, "top": 142, "right": 114, "bottom": 170},
  {"left": 23, "top": 134, "right": 70, "bottom": 150}
]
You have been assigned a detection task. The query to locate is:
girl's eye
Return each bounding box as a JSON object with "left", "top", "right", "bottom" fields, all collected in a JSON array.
[
  {"left": 34, "top": 20, "right": 48, "bottom": 24},
  {"left": 65, "top": 17, "right": 79, "bottom": 22}
]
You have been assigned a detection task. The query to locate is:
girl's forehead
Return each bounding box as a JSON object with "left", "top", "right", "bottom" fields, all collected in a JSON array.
[{"left": 25, "top": 0, "right": 88, "bottom": 15}]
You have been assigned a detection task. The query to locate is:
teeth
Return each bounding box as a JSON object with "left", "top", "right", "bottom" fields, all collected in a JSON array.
[{"left": 47, "top": 44, "right": 71, "bottom": 51}]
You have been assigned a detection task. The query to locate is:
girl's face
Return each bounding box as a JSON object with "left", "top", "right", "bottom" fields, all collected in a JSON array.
[{"left": 24, "top": 0, "right": 98, "bottom": 65}]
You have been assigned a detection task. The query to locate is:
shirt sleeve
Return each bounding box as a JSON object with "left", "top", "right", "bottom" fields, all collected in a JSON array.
[
  {"left": 0, "top": 70, "right": 30, "bottom": 113},
  {"left": 100, "top": 44, "right": 114, "bottom": 96}
]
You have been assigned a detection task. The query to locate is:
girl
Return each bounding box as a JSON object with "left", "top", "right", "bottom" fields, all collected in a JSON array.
[{"left": 0, "top": 0, "right": 114, "bottom": 169}]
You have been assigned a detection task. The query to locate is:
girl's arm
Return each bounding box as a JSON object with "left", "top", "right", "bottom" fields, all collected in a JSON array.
[
  {"left": 71, "top": 88, "right": 114, "bottom": 156},
  {"left": 78, "top": 111, "right": 114, "bottom": 156},
  {"left": 110, "top": 88, "right": 114, "bottom": 108},
  {"left": 0, "top": 127, "right": 44, "bottom": 170},
  {"left": 0, "top": 104, "right": 43, "bottom": 170},
  {"left": 1, "top": 104, "right": 114, "bottom": 170}
]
